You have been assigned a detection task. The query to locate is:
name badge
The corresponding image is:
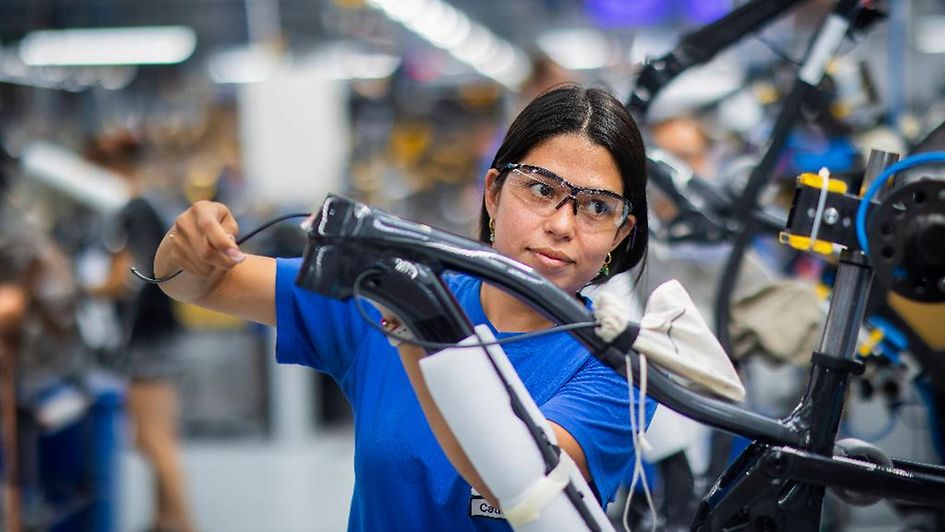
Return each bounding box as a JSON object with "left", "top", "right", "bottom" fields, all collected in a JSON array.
[{"left": 469, "top": 488, "right": 505, "bottom": 520}]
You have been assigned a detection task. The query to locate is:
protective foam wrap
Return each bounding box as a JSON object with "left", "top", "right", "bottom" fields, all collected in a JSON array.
[{"left": 419, "top": 325, "right": 614, "bottom": 531}]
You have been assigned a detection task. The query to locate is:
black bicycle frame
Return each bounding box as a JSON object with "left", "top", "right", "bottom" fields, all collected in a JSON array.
[
  {"left": 298, "top": 195, "right": 800, "bottom": 445},
  {"left": 296, "top": 193, "right": 945, "bottom": 530}
]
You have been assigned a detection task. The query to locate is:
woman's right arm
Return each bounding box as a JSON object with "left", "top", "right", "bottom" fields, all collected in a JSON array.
[{"left": 154, "top": 200, "right": 276, "bottom": 326}]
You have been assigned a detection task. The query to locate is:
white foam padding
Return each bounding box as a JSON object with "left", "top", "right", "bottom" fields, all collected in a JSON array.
[
  {"left": 633, "top": 279, "right": 746, "bottom": 402},
  {"left": 419, "top": 325, "right": 614, "bottom": 531}
]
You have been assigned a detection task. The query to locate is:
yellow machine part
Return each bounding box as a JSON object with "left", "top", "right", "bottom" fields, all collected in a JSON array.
[
  {"left": 888, "top": 294, "right": 945, "bottom": 350},
  {"left": 797, "top": 172, "right": 849, "bottom": 194},
  {"left": 778, "top": 232, "right": 838, "bottom": 256}
]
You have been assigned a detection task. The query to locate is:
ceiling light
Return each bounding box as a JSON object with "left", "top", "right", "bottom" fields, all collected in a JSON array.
[
  {"left": 208, "top": 45, "right": 287, "bottom": 84},
  {"left": 367, "top": 0, "right": 529, "bottom": 89},
  {"left": 313, "top": 47, "right": 402, "bottom": 80},
  {"left": 19, "top": 26, "right": 196, "bottom": 66},
  {"left": 424, "top": 6, "right": 470, "bottom": 49},
  {"left": 536, "top": 28, "right": 612, "bottom": 70}
]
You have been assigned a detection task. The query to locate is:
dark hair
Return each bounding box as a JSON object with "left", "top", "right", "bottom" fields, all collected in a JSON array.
[{"left": 478, "top": 83, "right": 648, "bottom": 285}]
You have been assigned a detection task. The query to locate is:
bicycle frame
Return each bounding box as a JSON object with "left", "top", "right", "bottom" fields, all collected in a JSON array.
[{"left": 297, "top": 193, "right": 945, "bottom": 530}]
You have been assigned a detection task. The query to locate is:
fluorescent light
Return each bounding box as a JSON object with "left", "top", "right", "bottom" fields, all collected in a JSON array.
[
  {"left": 423, "top": 5, "right": 470, "bottom": 49},
  {"left": 383, "top": 0, "right": 428, "bottom": 22},
  {"left": 311, "top": 46, "right": 402, "bottom": 80},
  {"left": 476, "top": 44, "right": 521, "bottom": 78},
  {"left": 19, "top": 26, "right": 196, "bottom": 66},
  {"left": 208, "top": 45, "right": 288, "bottom": 84},
  {"left": 537, "top": 28, "right": 612, "bottom": 70},
  {"left": 366, "top": 0, "right": 530, "bottom": 89},
  {"left": 451, "top": 27, "right": 496, "bottom": 66},
  {"left": 340, "top": 52, "right": 401, "bottom": 80},
  {"left": 0, "top": 46, "right": 137, "bottom": 90}
]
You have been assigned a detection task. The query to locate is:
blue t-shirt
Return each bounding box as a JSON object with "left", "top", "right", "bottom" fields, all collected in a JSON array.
[{"left": 275, "top": 258, "right": 656, "bottom": 531}]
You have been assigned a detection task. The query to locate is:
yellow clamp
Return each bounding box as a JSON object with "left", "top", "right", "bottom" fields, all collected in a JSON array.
[
  {"left": 778, "top": 232, "right": 840, "bottom": 256},
  {"left": 797, "top": 172, "right": 849, "bottom": 194}
]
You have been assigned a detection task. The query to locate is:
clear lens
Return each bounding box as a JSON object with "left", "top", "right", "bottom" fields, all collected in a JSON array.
[{"left": 506, "top": 167, "right": 626, "bottom": 231}]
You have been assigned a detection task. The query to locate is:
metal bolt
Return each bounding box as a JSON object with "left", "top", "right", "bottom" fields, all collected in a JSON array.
[
  {"left": 807, "top": 208, "right": 816, "bottom": 219},
  {"left": 939, "top": 276, "right": 945, "bottom": 293},
  {"left": 823, "top": 207, "right": 839, "bottom": 225}
]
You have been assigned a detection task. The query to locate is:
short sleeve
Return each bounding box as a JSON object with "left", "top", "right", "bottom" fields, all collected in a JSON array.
[
  {"left": 540, "top": 356, "right": 657, "bottom": 504},
  {"left": 274, "top": 257, "right": 378, "bottom": 380},
  {"left": 113, "top": 198, "right": 167, "bottom": 261}
]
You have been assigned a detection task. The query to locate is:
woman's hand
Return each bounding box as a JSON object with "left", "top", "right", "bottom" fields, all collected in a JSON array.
[
  {"left": 155, "top": 201, "right": 277, "bottom": 326},
  {"left": 160, "top": 200, "right": 246, "bottom": 279}
]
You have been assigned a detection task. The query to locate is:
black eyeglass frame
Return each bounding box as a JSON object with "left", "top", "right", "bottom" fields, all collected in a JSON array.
[{"left": 498, "top": 163, "right": 633, "bottom": 228}]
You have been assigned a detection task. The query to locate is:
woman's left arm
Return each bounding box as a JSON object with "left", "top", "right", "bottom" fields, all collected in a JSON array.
[
  {"left": 396, "top": 343, "right": 500, "bottom": 505},
  {"left": 395, "top": 343, "right": 593, "bottom": 508},
  {"left": 549, "top": 424, "right": 591, "bottom": 480}
]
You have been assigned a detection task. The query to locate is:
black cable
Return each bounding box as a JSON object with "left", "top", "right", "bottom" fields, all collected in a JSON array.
[
  {"left": 129, "top": 212, "right": 311, "bottom": 284},
  {"left": 714, "top": 76, "right": 816, "bottom": 355},
  {"left": 130, "top": 266, "right": 184, "bottom": 284},
  {"left": 350, "top": 269, "right": 600, "bottom": 350},
  {"left": 233, "top": 212, "right": 312, "bottom": 244}
]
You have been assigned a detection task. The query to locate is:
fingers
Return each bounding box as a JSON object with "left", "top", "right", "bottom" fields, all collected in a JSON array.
[
  {"left": 168, "top": 201, "right": 246, "bottom": 277},
  {"left": 196, "top": 203, "right": 244, "bottom": 259}
]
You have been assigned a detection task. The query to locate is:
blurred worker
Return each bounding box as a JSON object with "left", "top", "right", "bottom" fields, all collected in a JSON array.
[
  {"left": 85, "top": 129, "right": 195, "bottom": 532},
  {"left": 651, "top": 116, "right": 716, "bottom": 177},
  {"left": 1, "top": 154, "right": 86, "bottom": 531}
]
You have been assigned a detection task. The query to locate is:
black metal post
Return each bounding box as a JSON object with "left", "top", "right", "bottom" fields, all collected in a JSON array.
[
  {"left": 802, "top": 250, "right": 873, "bottom": 454},
  {"left": 800, "top": 149, "right": 899, "bottom": 455}
]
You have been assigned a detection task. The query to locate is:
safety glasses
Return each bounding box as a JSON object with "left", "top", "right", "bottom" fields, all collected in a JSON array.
[{"left": 499, "top": 163, "right": 632, "bottom": 232}]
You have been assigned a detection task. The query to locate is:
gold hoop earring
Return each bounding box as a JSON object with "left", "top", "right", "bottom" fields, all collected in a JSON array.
[
  {"left": 599, "top": 252, "right": 612, "bottom": 277},
  {"left": 488, "top": 218, "right": 495, "bottom": 243}
]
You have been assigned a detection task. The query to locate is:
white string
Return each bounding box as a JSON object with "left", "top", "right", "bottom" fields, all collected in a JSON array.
[
  {"left": 622, "top": 354, "right": 655, "bottom": 532},
  {"left": 808, "top": 166, "right": 831, "bottom": 249}
]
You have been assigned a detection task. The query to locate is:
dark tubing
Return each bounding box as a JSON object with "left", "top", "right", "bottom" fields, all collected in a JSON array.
[
  {"left": 677, "top": 0, "right": 807, "bottom": 65},
  {"left": 713, "top": 74, "right": 817, "bottom": 354},
  {"left": 774, "top": 446, "right": 945, "bottom": 507},
  {"left": 714, "top": 0, "right": 863, "bottom": 350},
  {"left": 629, "top": 0, "right": 808, "bottom": 116},
  {"left": 647, "top": 153, "right": 787, "bottom": 240}
]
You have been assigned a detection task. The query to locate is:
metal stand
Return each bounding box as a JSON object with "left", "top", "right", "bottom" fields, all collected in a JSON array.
[{"left": 693, "top": 150, "right": 899, "bottom": 531}]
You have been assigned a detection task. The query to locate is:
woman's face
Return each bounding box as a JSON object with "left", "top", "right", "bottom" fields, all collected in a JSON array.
[{"left": 485, "top": 134, "right": 635, "bottom": 294}]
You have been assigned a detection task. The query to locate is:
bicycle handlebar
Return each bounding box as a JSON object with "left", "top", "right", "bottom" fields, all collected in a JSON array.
[{"left": 297, "top": 194, "right": 803, "bottom": 446}]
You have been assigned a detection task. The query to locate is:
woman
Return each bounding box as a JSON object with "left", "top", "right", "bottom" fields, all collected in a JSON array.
[
  {"left": 85, "top": 129, "right": 195, "bottom": 532},
  {"left": 155, "top": 84, "right": 655, "bottom": 530}
]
